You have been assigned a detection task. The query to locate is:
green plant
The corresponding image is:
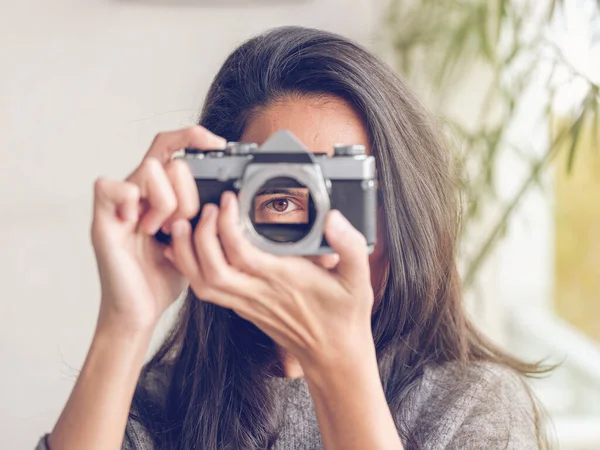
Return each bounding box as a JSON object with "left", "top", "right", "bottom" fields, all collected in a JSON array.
[{"left": 385, "top": 0, "right": 600, "bottom": 289}]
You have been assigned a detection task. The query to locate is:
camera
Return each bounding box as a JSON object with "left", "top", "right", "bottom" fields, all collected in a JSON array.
[{"left": 155, "top": 130, "right": 377, "bottom": 255}]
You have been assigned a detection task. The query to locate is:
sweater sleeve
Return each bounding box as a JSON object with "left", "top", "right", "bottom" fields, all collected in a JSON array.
[
  {"left": 410, "top": 363, "right": 541, "bottom": 450},
  {"left": 123, "top": 417, "right": 155, "bottom": 450},
  {"left": 33, "top": 418, "right": 154, "bottom": 450},
  {"left": 34, "top": 435, "right": 50, "bottom": 450}
]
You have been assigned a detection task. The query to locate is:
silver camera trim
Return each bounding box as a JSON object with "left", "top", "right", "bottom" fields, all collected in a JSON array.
[{"left": 238, "top": 163, "right": 331, "bottom": 255}]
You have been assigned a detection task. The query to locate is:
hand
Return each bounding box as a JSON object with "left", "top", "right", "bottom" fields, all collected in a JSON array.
[
  {"left": 91, "top": 127, "right": 226, "bottom": 333},
  {"left": 164, "top": 190, "right": 375, "bottom": 370}
]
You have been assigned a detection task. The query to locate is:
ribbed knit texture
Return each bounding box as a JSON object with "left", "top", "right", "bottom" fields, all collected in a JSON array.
[
  {"left": 36, "top": 362, "right": 541, "bottom": 449},
  {"left": 269, "top": 376, "right": 322, "bottom": 450}
]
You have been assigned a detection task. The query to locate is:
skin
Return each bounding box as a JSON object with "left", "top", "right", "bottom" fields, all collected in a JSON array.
[{"left": 48, "top": 95, "right": 401, "bottom": 450}]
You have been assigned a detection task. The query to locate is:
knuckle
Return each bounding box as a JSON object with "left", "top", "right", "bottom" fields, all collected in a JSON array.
[
  {"left": 122, "top": 182, "right": 140, "bottom": 203},
  {"left": 185, "top": 195, "right": 201, "bottom": 213},
  {"left": 169, "top": 158, "right": 191, "bottom": 178},
  {"left": 192, "top": 285, "right": 210, "bottom": 300},
  {"left": 186, "top": 126, "right": 207, "bottom": 142},
  {"left": 157, "top": 195, "right": 177, "bottom": 215},
  {"left": 206, "top": 270, "right": 228, "bottom": 290},
  {"left": 151, "top": 132, "right": 166, "bottom": 147},
  {"left": 93, "top": 177, "right": 109, "bottom": 197},
  {"left": 164, "top": 158, "right": 178, "bottom": 174},
  {"left": 168, "top": 163, "right": 198, "bottom": 215},
  {"left": 234, "top": 250, "right": 257, "bottom": 272},
  {"left": 141, "top": 156, "right": 162, "bottom": 173},
  {"left": 212, "top": 274, "right": 228, "bottom": 290},
  {"left": 180, "top": 203, "right": 199, "bottom": 220}
]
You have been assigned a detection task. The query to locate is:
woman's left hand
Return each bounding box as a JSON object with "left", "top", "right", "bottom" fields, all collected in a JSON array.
[{"left": 164, "top": 190, "right": 375, "bottom": 372}]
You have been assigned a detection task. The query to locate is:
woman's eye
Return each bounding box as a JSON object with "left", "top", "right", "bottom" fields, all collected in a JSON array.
[
  {"left": 253, "top": 193, "right": 308, "bottom": 224},
  {"left": 265, "top": 198, "right": 299, "bottom": 213}
]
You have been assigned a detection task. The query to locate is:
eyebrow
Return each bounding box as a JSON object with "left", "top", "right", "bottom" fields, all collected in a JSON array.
[{"left": 254, "top": 188, "right": 309, "bottom": 197}]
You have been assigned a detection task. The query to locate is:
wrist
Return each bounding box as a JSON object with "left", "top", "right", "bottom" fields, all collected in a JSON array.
[
  {"left": 95, "top": 308, "right": 156, "bottom": 346},
  {"left": 97, "top": 301, "right": 159, "bottom": 337},
  {"left": 89, "top": 320, "right": 153, "bottom": 378},
  {"left": 300, "top": 329, "right": 378, "bottom": 387},
  {"left": 300, "top": 334, "right": 402, "bottom": 450},
  {"left": 49, "top": 305, "right": 154, "bottom": 450}
]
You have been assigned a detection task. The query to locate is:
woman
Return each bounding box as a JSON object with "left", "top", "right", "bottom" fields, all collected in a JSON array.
[{"left": 39, "top": 27, "right": 549, "bottom": 449}]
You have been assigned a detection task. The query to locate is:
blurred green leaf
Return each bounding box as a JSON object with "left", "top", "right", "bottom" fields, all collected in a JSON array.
[
  {"left": 463, "top": 113, "right": 585, "bottom": 287},
  {"left": 548, "top": 0, "right": 559, "bottom": 21},
  {"left": 385, "top": 0, "right": 600, "bottom": 289},
  {"left": 566, "top": 120, "right": 583, "bottom": 172},
  {"left": 496, "top": 0, "right": 507, "bottom": 43},
  {"left": 477, "top": 4, "right": 494, "bottom": 62}
]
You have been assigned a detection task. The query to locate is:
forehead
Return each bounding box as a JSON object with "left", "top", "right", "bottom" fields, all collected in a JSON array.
[{"left": 241, "top": 95, "right": 370, "bottom": 155}]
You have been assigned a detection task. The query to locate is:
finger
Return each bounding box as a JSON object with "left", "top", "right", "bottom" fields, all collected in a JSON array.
[
  {"left": 193, "top": 203, "right": 269, "bottom": 300},
  {"left": 169, "top": 218, "right": 252, "bottom": 313},
  {"left": 324, "top": 210, "right": 371, "bottom": 289},
  {"left": 306, "top": 253, "right": 340, "bottom": 270},
  {"left": 193, "top": 204, "right": 228, "bottom": 276},
  {"left": 161, "top": 159, "right": 200, "bottom": 232},
  {"left": 93, "top": 178, "right": 140, "bottom": 223},
  {"left": 145, "top": 126, "right": 226, "bottom": 164},
  {"left": 127, "top": 157, "right": 178, "bottom": 235},
  {"left": 217, "top": 191, "right": 283, "bottom": 278},
  {"left": 169, "top": 219, "right": 201, "bottom": 279},
  {"left": 192, "top": 203, "right": 245, "bottom": 291},
  {"left": 91, "top": 179, "right": 141, "bottom": 252}
]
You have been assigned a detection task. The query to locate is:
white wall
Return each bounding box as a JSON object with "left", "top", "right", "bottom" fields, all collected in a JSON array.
[{"left": 0, "top": 1, "right": 383, "bottom": 448}]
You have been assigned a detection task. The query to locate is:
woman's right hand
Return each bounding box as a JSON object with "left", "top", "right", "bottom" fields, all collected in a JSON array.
[{"left": 91, "top": 126, "right": 226, "bottom": 333}]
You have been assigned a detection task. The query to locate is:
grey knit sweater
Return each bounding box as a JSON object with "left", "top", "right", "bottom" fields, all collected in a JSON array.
[{"left": 36, "top": 362, "right": 541, "bottom": 449}]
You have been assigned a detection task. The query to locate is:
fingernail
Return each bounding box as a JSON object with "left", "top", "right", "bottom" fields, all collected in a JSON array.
[{"left": 202, "top": 204, "right": 216, "bottom": 218}]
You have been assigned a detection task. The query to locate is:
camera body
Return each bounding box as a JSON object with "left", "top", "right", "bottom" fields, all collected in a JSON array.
[{"left": 158, "top": 130, "right": 377, "bottom": 255}]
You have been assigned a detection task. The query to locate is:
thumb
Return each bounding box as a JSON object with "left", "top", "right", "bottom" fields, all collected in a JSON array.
[{"left": 324, "top": 210, "right": 370, "bottom": 288}]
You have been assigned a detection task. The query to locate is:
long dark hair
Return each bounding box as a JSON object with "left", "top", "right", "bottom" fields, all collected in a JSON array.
[{"left": 131, "top": 26, "right": 548, "bottom": 449}]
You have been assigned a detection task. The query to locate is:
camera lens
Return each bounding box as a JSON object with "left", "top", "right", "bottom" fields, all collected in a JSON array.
[
  {"left": 237, "top": 158, "right": 331, "bottom": 255},
  {"left": 250, "top": 177, "right": 316, "bottom": 243}
]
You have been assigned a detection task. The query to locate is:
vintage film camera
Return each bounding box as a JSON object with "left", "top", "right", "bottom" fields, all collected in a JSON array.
[{"left": 156, "top": 130, "right": 377, "bottom": 255}]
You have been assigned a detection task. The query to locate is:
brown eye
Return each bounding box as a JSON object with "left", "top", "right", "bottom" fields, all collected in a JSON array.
[
  {"left": 272, "top": 199, "right": 289, "bottom": 212},
  {"left": 262, "top": 197, "right": 301, "bottom": 215}
]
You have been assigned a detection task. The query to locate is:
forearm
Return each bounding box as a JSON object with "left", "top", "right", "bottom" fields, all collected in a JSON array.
[
  {"left": 48, "top": 317, "right": 152, "bottom": 450},
  {"left": 303, "top": 341, "right": 404, "bottom": 450}
]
